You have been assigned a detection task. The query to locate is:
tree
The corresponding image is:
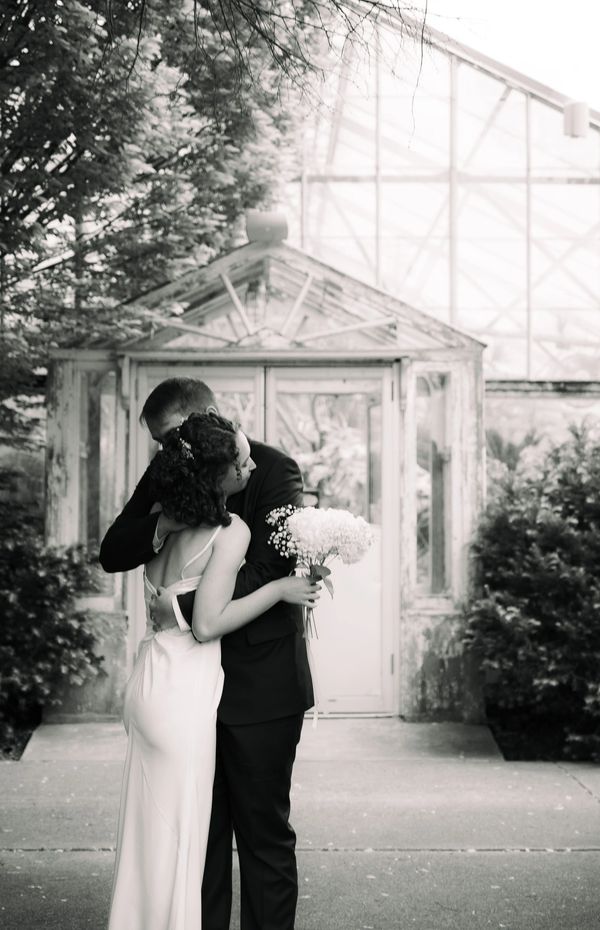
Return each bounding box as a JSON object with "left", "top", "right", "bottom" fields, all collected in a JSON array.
[
  {"left": 0, "top": 0, "right": 308, "bottom": 444},
  {"left": 107, "top": 1, "right": 426, "bottom": 92},
  {"left": 0, "top": 0, "right": 426, "bottom": 447}
]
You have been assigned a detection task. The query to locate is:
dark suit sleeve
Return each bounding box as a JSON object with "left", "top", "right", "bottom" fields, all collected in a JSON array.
[
  {"left": 99, "top": 468, "right": 160, "bottom": 573},
  {"left": 233, "top": 453, "right": 303, "bottom": 600}
]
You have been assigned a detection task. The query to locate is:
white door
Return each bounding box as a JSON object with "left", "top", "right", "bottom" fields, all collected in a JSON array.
[{"left": 266, "top": 367, "right": 397, "bottom": 714}]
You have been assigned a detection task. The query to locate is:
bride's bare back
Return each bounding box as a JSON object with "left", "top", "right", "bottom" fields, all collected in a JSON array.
[{"left": 146, "top": 524, "right": 223, "bottom": 590}]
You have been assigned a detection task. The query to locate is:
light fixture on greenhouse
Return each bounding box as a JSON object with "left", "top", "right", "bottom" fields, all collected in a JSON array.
[{"left": 563, "top": 100, "right": 589, "bottom": 137}]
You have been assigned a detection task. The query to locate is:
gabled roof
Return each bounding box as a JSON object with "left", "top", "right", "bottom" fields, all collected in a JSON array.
[{"left": 118, "top": 241, "right": 483, "bottom": 354}]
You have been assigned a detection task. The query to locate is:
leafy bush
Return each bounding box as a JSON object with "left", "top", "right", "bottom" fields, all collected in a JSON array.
[
  {"left": 0, "top": 488, "right": 104, "bottom": 750},
  {"left": 463, "top": 426, "right": 600, "bottom": 760}
]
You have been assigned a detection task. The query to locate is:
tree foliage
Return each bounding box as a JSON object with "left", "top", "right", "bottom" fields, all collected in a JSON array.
[
  {"left": 0, "top": 0, "right": 305, "bottom": 443},
  {"left": 0, "top": 0, "right": 424, "bottom": 447},
  {"left": 107, "top": 1, "right": 424, "bottom": 91}
]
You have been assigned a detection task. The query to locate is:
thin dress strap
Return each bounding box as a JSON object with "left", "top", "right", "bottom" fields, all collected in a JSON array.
[{"left": 180, "top": 525, "right": 222, "bottom": 579}]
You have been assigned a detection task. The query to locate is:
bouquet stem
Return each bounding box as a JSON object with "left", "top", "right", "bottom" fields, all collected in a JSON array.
[
  {"left": 303, "top": 604, "right": 318, "bottom": 640},
  {"left": 301, "top": 565, "right": 331, "bottom": 639}
]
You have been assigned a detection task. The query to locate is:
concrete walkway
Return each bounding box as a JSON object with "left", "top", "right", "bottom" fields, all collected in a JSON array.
[{"left": 1, "top": 718, "right": 599, "bottom": 929}]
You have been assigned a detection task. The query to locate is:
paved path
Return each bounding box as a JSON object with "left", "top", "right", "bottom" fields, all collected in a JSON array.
[{"left": 1, "top": 718, "right": 599, "bottom": 929}]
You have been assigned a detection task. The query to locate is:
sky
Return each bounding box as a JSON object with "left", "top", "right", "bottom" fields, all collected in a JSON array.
[{"left": 419, "top": 0, "right": 600, "bottom": 110}]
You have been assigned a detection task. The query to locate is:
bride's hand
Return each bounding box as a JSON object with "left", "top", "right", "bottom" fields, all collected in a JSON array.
[{"left": 278, "top": 577, "right": 321, "bottom": 606}]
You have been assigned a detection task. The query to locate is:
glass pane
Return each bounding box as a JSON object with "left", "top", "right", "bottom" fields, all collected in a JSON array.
[
  {"left": 456, "top": 183, "right": 527, "bottom": 376},
  {"left": 367, "top": 403, "right": 382, "bottom": 525},
  {"left": 530, "top": 185, "right": 600, "bottom": 329},
  {"left": 530, "top": 331, "right": 600, "bottom": 380},
  {"left": 304, "top": 89, "right": 376, "bottom": 176},
  {"left": 531, "top": 240, "right": 600, "bottom": 311},
  {"left": 303, "top": 229, "right": 377, "bottom": 288},
  {"left": 381, "top": 237, "right": 449, "bottom": 320},
  {"left": 486, "top": 338, "right": 529, "bottom": 379},
  {"left": 456, "top": 236, "right": 527, "bottom": 309},
  {"left": 485, "top": 390, "right": 600, "bottom": 475},
  {"left": 378, "top": 31, "right": 448, "bottom": 98},
  {"left": 275, "top": 386, "right": 379, "bottom": 518},
  {"left": 379, "top": 93, "right": 450, "bottom": 173},
  {"left": 79, "top": 370, "right": 117, "bottom": 594},
  {"left": 416, "top": 374, "right": 449, "bottom": 594},
  {"left": 380, "top": 181, "right": 449, "bottom": 236},
  {"left": 531, "top": 183, "right": 600, "bottom": 239},
  {"left": 379, "top": 182, "right": 450, "bottom": 313},
  {"left": 457, "top": 66, "right": 526, "bottom": 175},
  {"left": 212, "top": 391, "right": 255, "bottom": 434},
  {"left": 305, "top": 181, "right": 376, "bottom": 239}
]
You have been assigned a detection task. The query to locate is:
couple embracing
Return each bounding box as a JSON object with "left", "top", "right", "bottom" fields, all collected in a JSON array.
[{"left": 99, "top": 377, "right": 317, "bottom": 930}]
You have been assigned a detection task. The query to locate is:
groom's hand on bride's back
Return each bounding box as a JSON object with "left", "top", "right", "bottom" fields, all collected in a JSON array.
[
  {"left": 150, "top": 586, "right": 179, "bottom": 633},
  {"left": 152, "top": 505, "right": 189, "bottom": 542}
]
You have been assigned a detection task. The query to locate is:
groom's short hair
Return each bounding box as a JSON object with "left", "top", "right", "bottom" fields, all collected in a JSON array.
[{"left": 140, "top": 377, "right": 217, "bottom": 425}]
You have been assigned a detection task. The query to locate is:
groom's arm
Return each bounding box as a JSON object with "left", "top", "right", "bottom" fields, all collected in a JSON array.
[{"left": 99, "top": 468, "right": 161, "bottom": 573}]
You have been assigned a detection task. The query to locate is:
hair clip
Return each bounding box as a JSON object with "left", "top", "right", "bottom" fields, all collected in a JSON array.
[{"left": 180, "top": 438, "right": 193, "bottom": 459}]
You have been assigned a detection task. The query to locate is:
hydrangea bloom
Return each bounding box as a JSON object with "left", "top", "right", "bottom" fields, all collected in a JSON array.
[{"left": 266, "top": 505, "right": 374, "bottom": 637}]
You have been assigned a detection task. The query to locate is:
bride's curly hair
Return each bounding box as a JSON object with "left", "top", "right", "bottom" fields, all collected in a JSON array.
[{"left": 147, "top": 412, "right": 239, "bottom": 527}]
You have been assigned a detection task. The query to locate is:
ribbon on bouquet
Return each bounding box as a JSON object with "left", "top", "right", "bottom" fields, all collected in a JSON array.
[{"left": 303, "top": 612, "right": 321, "bottom": 729}]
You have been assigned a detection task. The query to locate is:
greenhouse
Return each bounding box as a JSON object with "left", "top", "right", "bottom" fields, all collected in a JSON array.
[
  {"left": 286, "top": 19, "right": 600, "bottom": 382},
  {"left": 283, "top": 18, "right": 600, "bottom": 450}
]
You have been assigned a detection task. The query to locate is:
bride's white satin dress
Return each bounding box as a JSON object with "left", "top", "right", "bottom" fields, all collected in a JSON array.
[{"left": 108, "top": 526, "right": 224, "bottom": 930}]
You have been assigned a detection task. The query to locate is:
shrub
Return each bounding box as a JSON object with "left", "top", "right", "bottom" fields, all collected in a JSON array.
[
  {"left": 0, "top": 488, "right": 104, "bottom": 749},
  {"left": 463, "top": 426, "right": 600, "bottom": 760}
]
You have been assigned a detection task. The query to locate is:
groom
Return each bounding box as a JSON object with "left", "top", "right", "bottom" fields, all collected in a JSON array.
[{"left": 99, "top": 376, "right": 314, "bottom": 930}]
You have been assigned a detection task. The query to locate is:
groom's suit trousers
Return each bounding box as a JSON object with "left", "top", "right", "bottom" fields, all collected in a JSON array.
[{"left": 201, "top": 712, "right": 304, "bottom": 930}]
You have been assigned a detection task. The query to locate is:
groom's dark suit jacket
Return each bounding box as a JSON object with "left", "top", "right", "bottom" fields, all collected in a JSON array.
[{"left": 99, "top": 440, "right": 314, "bottom": 725}]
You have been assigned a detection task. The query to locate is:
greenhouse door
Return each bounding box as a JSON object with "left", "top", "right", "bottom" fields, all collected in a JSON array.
[
  {"left": 266, "top": 367, "right": 397, "bottom": 714},
  {"left": 128, "top": 363, "right": 398, "bottom": 714}
]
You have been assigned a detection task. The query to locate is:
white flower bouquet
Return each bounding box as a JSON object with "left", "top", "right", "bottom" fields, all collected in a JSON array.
[{"left": 266, "top": 505, "right": 374, "bottom": 638}]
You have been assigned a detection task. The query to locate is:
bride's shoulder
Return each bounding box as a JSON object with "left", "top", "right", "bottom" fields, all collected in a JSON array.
[{"left": 216, "top": 513, "right": 250, "bottom": 545}]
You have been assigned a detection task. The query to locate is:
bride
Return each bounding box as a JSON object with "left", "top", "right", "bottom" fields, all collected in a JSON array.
[{"left": 107, "top": 412, "right": 318, "bottom": 930}]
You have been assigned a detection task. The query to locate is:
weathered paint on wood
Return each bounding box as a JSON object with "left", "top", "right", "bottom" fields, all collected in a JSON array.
[{"left": 45, "top": 361, "right": 80, "bottom": 546}]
